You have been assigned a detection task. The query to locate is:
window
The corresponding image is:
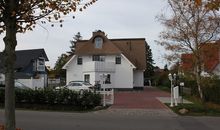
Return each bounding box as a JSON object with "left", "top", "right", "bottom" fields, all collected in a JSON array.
[
  {"left": 84, "top": 74, "right": 90, "bottom": 83},
  {"left": 115, "top": 56, "right": 121, "bottom": 64},
  {"left": 94, "top": 37, "right": 103, "bottom": 48},
  {"left": 36, "top": 57, "right": 45, "bottom": 71},
  {"left": 92, "top": 55, "right": 105, "bottom": 62},
  {"left": 105, "top": 74, "right": 111, "bottom": 84},
  {"left": 77, "top": 56, "right": 83, "bottom": 65},
  {"left": 70, "top": 83, "right": 82, "bottom": 87}
]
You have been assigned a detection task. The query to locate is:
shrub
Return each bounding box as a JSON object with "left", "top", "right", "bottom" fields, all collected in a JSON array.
[
  {"left": 0, "top": 88, "right": 101, "bottom": 110},
  {"left": 153, "top": 71, "right": 170, "bottom": 87},
  {"left": 201, "top": 77, "right": 220, "bottom": 104},
  {"left": 184, "top": 80, "right": 198, "bottom": 96},
  {"left": 0, "top": 89, "right": 4, "bottom": 103}
]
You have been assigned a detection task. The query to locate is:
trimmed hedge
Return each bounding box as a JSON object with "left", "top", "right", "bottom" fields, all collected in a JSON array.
[
  {"left": 183, "top": 77, "right": 220, "bottom": 104},
  {"left": 202, "top": 78, "right": 220, "bottom": 104},
  {"left": 184, "top": 80, "right": 198, "bottom": 96},
  {"left": 0, "top": 88, "right": 101, "bottom": 110}
]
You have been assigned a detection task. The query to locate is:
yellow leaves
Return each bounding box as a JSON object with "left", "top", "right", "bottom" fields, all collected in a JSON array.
[
  {"left": 193, "top": 0, "right": 220, "bottom": 10},
  {"left": 206, "top": 0, "right": 220, "bottom": 10},
  {"left": 195, "top": 0, "right": 202, "bottom": 6}
]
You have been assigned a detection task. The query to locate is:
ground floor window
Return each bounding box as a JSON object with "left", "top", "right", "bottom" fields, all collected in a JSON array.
[
  {"left": 105, "top": 74, "right": 111, "bottom": 84},
  {"left": 84, "top": 74, "right": 90, "bottom": 83}
]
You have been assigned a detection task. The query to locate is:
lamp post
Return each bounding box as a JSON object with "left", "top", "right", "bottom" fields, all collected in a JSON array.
[
  {"left": 168, "top": 73, "right": 176, "bottom": 107},
  {"left": 168, "top": 73, "right": 173, "bottom": 107},
  {"left": 180, "top": 82, "right": 184, "bottom": 104}
]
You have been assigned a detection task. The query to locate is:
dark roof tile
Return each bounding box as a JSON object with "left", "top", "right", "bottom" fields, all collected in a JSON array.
[{"left": 0, "top": 49, "right": 49, "bottom": 72}]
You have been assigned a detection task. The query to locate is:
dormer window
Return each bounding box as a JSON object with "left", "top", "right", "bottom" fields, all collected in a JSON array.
[{"left": 94, "top": 37, "right": 103, "bottom": 48}]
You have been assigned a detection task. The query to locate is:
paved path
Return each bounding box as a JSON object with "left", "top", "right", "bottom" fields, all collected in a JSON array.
[
  {"left": 1, "top": 109, "right": 220, "bottom": 130},
  {"left": 110, "top": 87, "right": 170, "bottom": 109}
]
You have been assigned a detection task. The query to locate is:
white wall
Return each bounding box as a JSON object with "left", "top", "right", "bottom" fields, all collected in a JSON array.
[
  {"left": 114, "top": 55, "right": 134, "bottom": 88},
  {"left": 65, "top": 56, "right": 83, "bottom": 84},
  {"left": 16, "top": 78, "right": 44, "bottom": 89},
  {"left": 133, "top": 70, "right": 144, "bottom": 87},
  {"left": 65, "top": 54, "right": 134, "bottom": 89}
]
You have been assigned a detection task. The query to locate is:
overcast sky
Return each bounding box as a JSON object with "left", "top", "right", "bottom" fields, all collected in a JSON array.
[{"left": 0, "top": 0, "right": 169, "bottom": 68}]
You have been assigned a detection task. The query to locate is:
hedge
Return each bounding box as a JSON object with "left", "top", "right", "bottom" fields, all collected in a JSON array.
[
  {"left": 183, "top": 78, "right": 220, "bottom": 104},
  {"left": 0, "top": 88, "right": 101, "bottom": 110},
  {"left": 201, "top": 78, "right": 220, "bottom": 104}
]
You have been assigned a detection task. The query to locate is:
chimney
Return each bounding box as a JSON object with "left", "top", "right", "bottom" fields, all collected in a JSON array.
[{"left": 93, "top": 30, "right": 105, "bottom": 36}]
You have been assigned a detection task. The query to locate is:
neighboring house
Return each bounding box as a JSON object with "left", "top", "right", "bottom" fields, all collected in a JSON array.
[
  {"left": 0, "top": 49, "right": 49, "bottom": 88},
  {"left": 181, "top": 41, "right": 220, "bottom": 77},
  {"left": 63, "top": 30, "right": 146, "bottom": 89}
]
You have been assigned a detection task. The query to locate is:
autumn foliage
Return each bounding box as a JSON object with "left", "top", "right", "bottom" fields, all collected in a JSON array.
[
  {"left": 190, "top": 0, "right": 220, "bottom": 10},
  {"left": 1, "top": 1, "right": 97, "bottom": 130},
  {"left": 0, "top": 0, "right": 97, "bottom": 33}
]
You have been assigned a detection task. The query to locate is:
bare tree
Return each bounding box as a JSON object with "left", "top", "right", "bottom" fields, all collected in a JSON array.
[
  {"left": 0, "top": 0, "right": 97, "bottom": 130},
  {"left": 157, "top": 0, "right": 220, "bottom": 100}
]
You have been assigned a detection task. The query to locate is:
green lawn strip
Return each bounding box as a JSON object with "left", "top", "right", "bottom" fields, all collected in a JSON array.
[
  {"left": 165, "top": 102, "right": 220, "bottom": 116},
  {"left": 157, "top": 86, "right": 220, "bottom": 116}
]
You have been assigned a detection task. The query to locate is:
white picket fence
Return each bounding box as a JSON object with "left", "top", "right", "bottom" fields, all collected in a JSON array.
[{"left": 96, "top": 88, "right": 114, "bottom": 106}]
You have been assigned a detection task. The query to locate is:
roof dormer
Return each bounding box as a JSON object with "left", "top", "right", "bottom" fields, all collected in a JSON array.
[{"left": 94, "top": 36, "right": 103, "bottom": 49}]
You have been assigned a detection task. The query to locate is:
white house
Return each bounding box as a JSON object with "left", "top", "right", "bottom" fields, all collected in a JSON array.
[{"left": 63, "top": 31, "right": 146, "bottom": 89}]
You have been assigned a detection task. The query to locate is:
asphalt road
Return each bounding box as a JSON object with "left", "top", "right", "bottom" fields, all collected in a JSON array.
[{"left": 1, "top": 109, "right": 220, "bottom": 130}]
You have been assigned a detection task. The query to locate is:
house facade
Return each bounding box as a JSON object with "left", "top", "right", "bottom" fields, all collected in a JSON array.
[
  {"left": 63, "top": 31, "right": 146, "bottom": 89},
  {"left": 181, "top": 41, "right": 220, "bottom": 77},
  {"left": 0, "top": 49, "right": 49, "bottom": 88}
]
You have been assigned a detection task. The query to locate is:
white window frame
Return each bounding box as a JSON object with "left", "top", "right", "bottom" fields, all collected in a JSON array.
[
  {"left": 94, "top": 37, "right": 103, "bottom": 48},
  {"left": 36, "top": 57, "right": 45, "bottom": 72}
]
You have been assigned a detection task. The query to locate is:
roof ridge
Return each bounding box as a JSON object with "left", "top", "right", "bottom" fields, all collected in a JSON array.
[
  {"left": 78, "top": 38, "right": 145, "bottom": 42},
  {"left": 16, "top": 48, "right": 44, "bottom": 51}
]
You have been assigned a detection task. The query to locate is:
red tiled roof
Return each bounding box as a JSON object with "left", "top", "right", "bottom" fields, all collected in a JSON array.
[
  {"left": 181, "top": 41, "right": 220, "bottom": 72},
  {"left": 181, "top": 53, "right": 195, "bottom": 72}
]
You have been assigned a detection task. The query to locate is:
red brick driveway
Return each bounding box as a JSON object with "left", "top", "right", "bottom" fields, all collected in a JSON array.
[{"left": 110, "top": 87, "right": 170, "bottom": 109}]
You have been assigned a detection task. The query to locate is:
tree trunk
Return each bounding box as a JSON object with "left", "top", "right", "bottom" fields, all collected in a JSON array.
[
  {"left": 196, "top": 69, "right": 203, "bottom": 100},
  {"left": 195, "top": 54, "right": 203, "bottom": 101},
  {"left": 3, "top": 15, "right": 17, "bottom": 130}
]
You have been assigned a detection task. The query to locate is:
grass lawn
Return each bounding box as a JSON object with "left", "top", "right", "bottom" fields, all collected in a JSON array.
[
  {"left": 166, "top": 96, "right": 220, "bottom": 116},
  {"left": 166, "top": 103, "right": 220, "bottom": 116},
  {"left": 157, "top": 86, "right": 220, "bottom": 116}
]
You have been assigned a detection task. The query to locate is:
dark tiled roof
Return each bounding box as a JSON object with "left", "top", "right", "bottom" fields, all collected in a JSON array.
[
  {"left": 0, "top": 49, "right": 49, "bottom": 72},
  {"left": 15, "top": 72, "right": 32, "bottom": 79}
]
